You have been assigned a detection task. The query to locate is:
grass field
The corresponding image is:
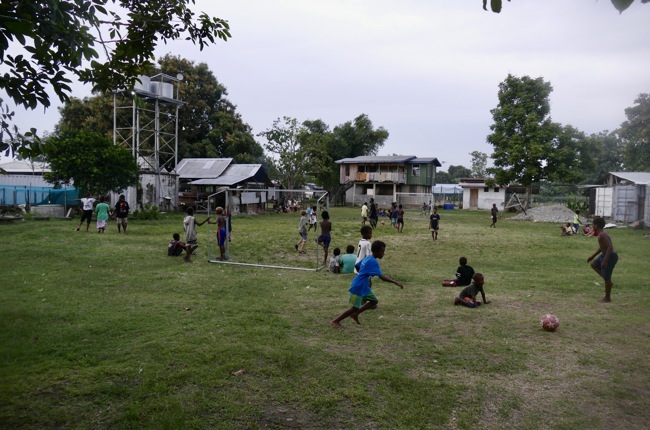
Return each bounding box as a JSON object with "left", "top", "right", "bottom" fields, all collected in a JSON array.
[{"left": 1, "top": 207, "right": 648, "bottom": 429}]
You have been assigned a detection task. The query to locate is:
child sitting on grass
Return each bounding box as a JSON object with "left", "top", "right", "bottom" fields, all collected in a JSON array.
[
  {"left": 442, "top": 256, "right": 475, "bottom": 286},
  {"left": 329, "top": 247, "right": 341, "bottom": 273},
  {"left": 339, "top": 245, "right": 357, "bottom": 274},
  {"left": 453, "top": 273, "right": 490, "bottom": 308},
  {"left": 168, "top": 233, "right": 192, "bottom": 262}
]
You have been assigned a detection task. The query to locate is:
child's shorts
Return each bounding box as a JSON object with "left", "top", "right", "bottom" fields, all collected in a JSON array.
[
  {"left": 594, "top": 252, "right": 618, "bottom": 281},
  {"left": 348, "top": 291, "right": 378, "bottom": 308},
  {"left": 317, "top": 233, "right": 331, "bottom": 248}
]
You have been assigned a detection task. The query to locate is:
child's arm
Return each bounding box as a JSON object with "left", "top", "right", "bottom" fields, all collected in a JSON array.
[
  {"left": 480, "top": 289, "right": 490, "bottom": 304},
  {"left": 378, "top": 274, "right": 403, "bottom": 289},
  {"left": 197, "top": 216, "right": 211, "bottom": 226}
]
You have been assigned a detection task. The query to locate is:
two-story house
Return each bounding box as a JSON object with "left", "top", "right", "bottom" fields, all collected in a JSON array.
[{"left": 335, "top": 155, "right": 442, "bottom": 207}]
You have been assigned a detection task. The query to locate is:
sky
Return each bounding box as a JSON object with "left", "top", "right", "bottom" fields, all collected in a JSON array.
[{"left": 4, "top": 0, "right": 650, "bottom": 170}]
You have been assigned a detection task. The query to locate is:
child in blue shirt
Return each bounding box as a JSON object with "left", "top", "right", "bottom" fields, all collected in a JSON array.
[{"left": 330, "top": 240, "right": 403, "bottom": 328}]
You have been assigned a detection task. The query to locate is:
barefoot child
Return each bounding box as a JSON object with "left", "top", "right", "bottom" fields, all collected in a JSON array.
[
  {"left": 317, "top": 210, "right": 332, "bottom": 268},
  {"left": 208, "top": 207, "right": 228, "bottom": 261},
  {"left": 295, "top": 210, "right": 308, "bottom": 253},
  {"left": 443, "top": 256, "right": 475, "bottom": 287},
  {"left": 453, "top": 273, "right": 490, "bottom": 308},
  {"left": 183, "top": 207, "right": 210, "bottom": 261},
  {"left": 330, "top": 240, "right": 403, "bottom": 328},
  {"left": 168, "top": 233, "right": 191, "bottom": 261},
  {"left": 587, "top": 216, "right": 618, "bottom": 303}
]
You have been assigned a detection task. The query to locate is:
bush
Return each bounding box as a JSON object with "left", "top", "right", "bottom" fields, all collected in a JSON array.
[{"left": 130, "top": 204, "right": 161, "bottom": 220}]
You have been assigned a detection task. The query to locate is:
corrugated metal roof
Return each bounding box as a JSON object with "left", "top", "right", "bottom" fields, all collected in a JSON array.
[
  {"left": 0, "top": 174, "right": 56, "bottom": 187},
  {"left": 609, "top": 172, "right": 650, "bottom": 184},
  {"left": 188, "top": 164, "right": 270, "bottom": 186},
  {"left": 410, "top": 157, "right": 442, "bottom": 167},
  {"left": 335, "top": 155, "right": 416, "bottom": 164},
  {"left": 176, "top": 158, "right": 233, "bottom": 179},
  {"left": 0, "top": 160, "right": 50, "bottom": 174}
]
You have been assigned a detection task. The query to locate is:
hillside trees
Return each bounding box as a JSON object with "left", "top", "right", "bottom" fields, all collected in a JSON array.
[
  {"left": 618, "top": 93, "right": 650, "bottom": 171},
  {"left": 0, "top": 0, "right": 230, "bottom": 153}
]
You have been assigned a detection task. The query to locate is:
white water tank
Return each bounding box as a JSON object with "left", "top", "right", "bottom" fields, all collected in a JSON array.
[
  {"left": 133, "top": 75, "right": 151, "bottom": 92},
  {"left": 150, "top": 82, "right": 174, "bottom": 99}
]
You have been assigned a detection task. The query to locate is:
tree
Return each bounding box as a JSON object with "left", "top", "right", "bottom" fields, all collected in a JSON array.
[
  {"left": 582, "top": 131, "right": 624, "bottom": 183},
  {"left": 470, "top": 151, "right": 488, "bottom": 178},
  {"left": 487, "top": 74, "right": 556, "bottom": 186},
  {"left": 54, "top": 55, "right": 264, "bottom": 164},
  {"left": 483, "top": 0, "right": 649, "bottom": 14},
  {"left": 435, "top": 170, "right": 453, "bottom": 184},
  {"left": 259, "top": 117, "right": 308, "bottom": 191},
  {"left": 43, "top": 130, "right": 139, "bottom": 195},
  {"left": 0, "top": 0, "right": 230, "bottom": 153},
  {"left": 300, "top": 114, "right": 389, "bottom": 189},
  {"left": 618, "top": 93, "right": 650, "bottom": 171},
  {"left": 447, "top": 165, "right": 472, "bottom": 182}
]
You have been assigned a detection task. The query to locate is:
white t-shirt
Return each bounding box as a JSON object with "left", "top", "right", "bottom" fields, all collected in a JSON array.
[
  {"left": 355, "top": 238, "right": 372, "bottom": 273},
  {"left": 184, "top": 215, "right": 197, "bottom": 242},
  {"left": 81, "top": 197, "right": 96, "bottom": 211}
]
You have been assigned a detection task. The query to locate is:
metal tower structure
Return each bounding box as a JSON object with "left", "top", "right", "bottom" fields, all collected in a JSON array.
[{"left": 113, "top": 73, "right": 184, "bottom": 209}]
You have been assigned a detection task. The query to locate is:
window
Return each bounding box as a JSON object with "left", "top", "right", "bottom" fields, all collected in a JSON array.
[
  {"left": 484, "top": 187, "right": 489, "bottom": 192},
  {"left": 412, "top": 166, "right": 420, "bottom": 177},
  {"left": 494, "top": 187, "right": 499, "bottom": 192}
]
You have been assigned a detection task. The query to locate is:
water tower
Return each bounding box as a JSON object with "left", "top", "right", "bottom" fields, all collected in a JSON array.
[{"left": 113, "top": 74, "right": 184, "bottom": 210}]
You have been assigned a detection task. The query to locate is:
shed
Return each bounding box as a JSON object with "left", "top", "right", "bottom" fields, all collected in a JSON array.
[
  {"left": 459, "top": 178, "right": 505, "bottom": 210},
  {"left": 605, "top": 172, "right": 650, "bottom": 225}
]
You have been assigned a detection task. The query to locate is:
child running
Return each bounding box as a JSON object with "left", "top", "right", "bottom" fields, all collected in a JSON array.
[{"left": 330, "top": 240, "right": 404, "bottom": 328}]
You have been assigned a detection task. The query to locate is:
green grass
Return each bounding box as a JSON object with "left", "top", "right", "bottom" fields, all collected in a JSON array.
[{"left": 1, "top": 208, "right": 648, "bottom": 429}]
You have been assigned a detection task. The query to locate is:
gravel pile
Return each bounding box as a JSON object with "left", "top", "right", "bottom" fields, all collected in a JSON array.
[{"left": 510, "top": 204, "right": 588, "bottom": 224}]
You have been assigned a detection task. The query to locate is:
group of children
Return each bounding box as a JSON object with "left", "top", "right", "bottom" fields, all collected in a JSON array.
[
  {"left": 76, "top": 193, "right": 131, "bottom": 234},
  {"left": 168, "top": 206, "right": 230, "bottom": 263}
]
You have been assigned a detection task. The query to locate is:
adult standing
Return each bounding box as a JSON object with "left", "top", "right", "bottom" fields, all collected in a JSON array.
[
  {"left": 114, "top": 194, "right": 130, "bottom": 233},
  {"left": 76, "top": 192, "right": 96, "bottom": 232}
]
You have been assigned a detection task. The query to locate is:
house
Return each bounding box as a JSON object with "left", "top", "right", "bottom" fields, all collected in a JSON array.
[
  {"left": 335, "top": 155, "right": 442, "bottom": 207},
  {"left": 177, "top": 158, "right": 272, "bottom": 213},
  {"left": 591, "top": 172, "right": 650, "bottom": 225},
  {"left": 459, "top": 178, "right": 505, "bottom": 210}
]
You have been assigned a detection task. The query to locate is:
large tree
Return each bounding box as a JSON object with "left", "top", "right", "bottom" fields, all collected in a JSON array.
[
  {"left": 618, "top": 93, "right": 650, "bottom": 171},
  {"left": 487, "top": 74, "right": 556, "bottom": 186},
  {"left": 43, "top": 130, "right": 139, "bottom": 195},
  {"left": 259, "top": 117, "right": 308, "bottom": 191},
  {"left": 469, "top": 151, "right": 488, "bottom": 178},
  {"left": 0, "top": 0, "right": 230, "bottom": 155},
  {"left": 299, "top": 114, "right": 389, "bottom": 190},
  {"left": 54, "top": 55, "right": 263, "bottom": 164}
]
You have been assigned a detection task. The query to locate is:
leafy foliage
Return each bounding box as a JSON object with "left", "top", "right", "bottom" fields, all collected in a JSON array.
[
  {"left": 43, "top": 130, "right": 139, "bottom": 195},
  {"left": 470, "top": 151, "right": 488, "bottom": 178},
  {"left": 618, "top": 93, "right": 650, "bottom": 171},
  {"left": 0, "top": 0, "right": 230, "bottom": 147},
  {"left": 259, "top": 117, "right": 307, "bottom": 191},
  {"left": 487, "top": 74, "right": 557, "bottom": 186},
  {"left": 130, "top": 204, "right": 161, "bottom": 220}
]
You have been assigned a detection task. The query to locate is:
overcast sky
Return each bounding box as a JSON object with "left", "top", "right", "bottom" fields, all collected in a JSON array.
[{"left": 6, "top": 0, "right": 650, "bottom": 169}]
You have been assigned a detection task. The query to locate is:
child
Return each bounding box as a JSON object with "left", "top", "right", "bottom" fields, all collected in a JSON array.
[
  {"left": 396, "top": 204, "right": 405, "bottom": 233},
  {"left": 360, "top": 202, "right": 368, "bottom": 226},
  {"left": 114, "top": 194, "right": 130, "bottom": 233},
  {"left": 183, "top": 207, "right": 209, "bottom": 260},
  {"left": 391, "top": 203, "right": 398, "bottom": 229},
  {"left": 317, "top": 210, "right": 332, "bottom": 268},
  {"left": 453, "top": 273, "right": 490, "bottom": 308},
  {"left": 340, "top": 245, "right": 357, "bottom": 274},
  {"left": 442, "top": 256, "right": 475, "bottom": 287},
  {"left": 573, "top": 210, "right": 581, "bottom": 234},
  {"left": 208, "top": 207, "right": 228, "bottom": 261},
  {"left": 329, "top": 248, "right": 341, "bottom": 273},
  {"left": 561, "top": 222, "right": 573, "bottom": 236},
  {"left": 295, "top": 210, "right": 308, "bottom": 254},
  {"left": 308, "top": 205, "right": 318, "bottom": 231},
  {"left": 587, "top": 216, "right": 618, "bottom": 303},
  {"left": 168, "top": 233, "right": 192, "bottom": 262},
  {"left": 583, "top": 224, "right": 592, "bottom": 236},
  {"left": 490, "top": 203, "right": 498, "bottom": 228},
  {"left": 355, "top": 225, "right": 373, "bottom": 273},
  {"left": 429, "top": 207, "right": 440, "bottom": 241},
  {"left": 330, "top": 240, "right": 404, "bottom": 328},
  {"left": 76, "top": 192, "right": 96, "bottom": 232},
  {"left": 95, "top": 196, "right": 111, "bottom": 233}
]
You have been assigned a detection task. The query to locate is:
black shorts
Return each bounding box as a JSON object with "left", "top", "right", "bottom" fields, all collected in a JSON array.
[{"left": 80, "top": 210, "right": 93, "bottom": 224}]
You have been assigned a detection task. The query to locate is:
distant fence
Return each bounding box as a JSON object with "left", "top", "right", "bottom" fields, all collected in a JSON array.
[{"left": 0, "top": 185, "right": 79, "bottom": 207}]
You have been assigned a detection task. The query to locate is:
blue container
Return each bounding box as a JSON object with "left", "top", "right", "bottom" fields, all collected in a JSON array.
[{"left": 443, "top": 204, "right": 455, "bottom": 210}]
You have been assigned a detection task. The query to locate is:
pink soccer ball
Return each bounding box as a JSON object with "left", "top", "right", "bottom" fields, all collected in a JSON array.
[{"left": 540, "top": 314, "right": 560, "bottom": 332}]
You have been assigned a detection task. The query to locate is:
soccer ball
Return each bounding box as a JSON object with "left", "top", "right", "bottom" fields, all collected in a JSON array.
[{"left": 540, "top": 314, "right": 560, "bottom": 332}]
